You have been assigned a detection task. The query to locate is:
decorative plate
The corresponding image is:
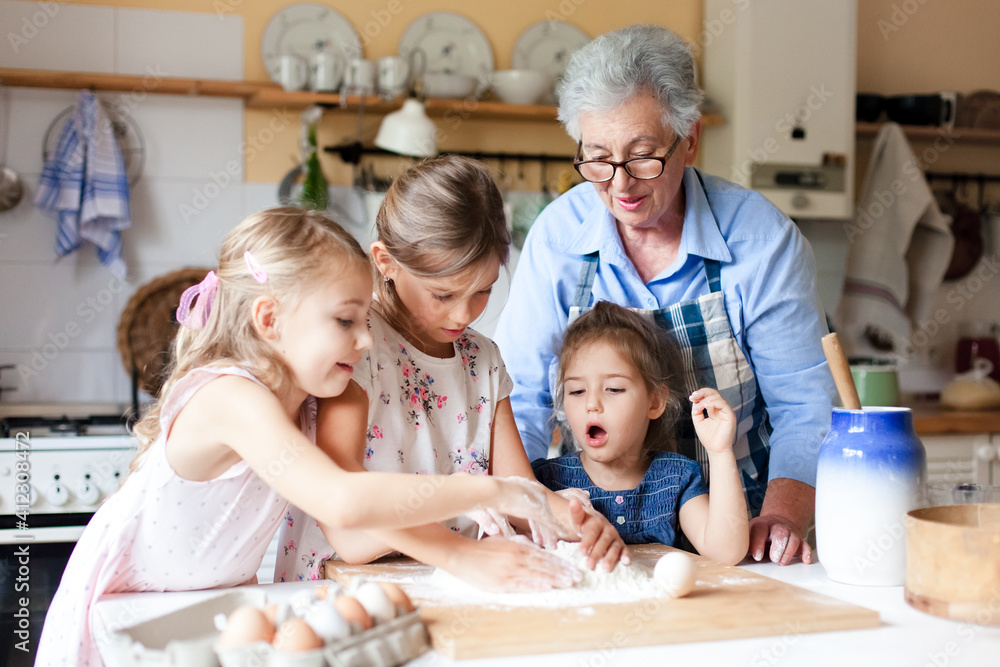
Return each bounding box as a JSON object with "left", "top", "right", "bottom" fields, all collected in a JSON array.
[
  {"left": 512, "top": 20, "right": 589, "bottom": 104},
  {"left": 399, "top": 12, "right": 494, "bottom": 93},
  {"left": 261, "top": 3, "right": 361, "bottom": 83}
]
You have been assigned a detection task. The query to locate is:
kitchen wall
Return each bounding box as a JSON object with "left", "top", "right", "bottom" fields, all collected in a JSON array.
[
  {"left": 0, "top": 0, "right": 702, "bottom": 403},
  {"left": 2, "top": 0, "right": 998, "bottom": 402},
  {"left": 0, "top": 1, "right": 261, "bottom": 402},
  {"left": 852, "top": 0, "right": 1000, "bottom": 391}
]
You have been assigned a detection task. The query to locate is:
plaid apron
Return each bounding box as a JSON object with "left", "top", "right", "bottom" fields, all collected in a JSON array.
[{"left": 557, "top": 251, "right": 770, "bottom": 517}]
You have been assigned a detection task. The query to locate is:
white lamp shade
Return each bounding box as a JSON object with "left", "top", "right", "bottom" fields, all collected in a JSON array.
[{"left": 374, "top": 99, "right": 438, "bottom": 158}]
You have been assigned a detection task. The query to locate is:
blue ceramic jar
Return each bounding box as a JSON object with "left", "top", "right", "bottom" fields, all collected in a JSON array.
[{"left": 815, "top": 407, "right": 926, "bottom": 586}]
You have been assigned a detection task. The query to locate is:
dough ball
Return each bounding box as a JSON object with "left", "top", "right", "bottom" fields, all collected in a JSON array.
[{"left": 653, "top": 551, "right": 696, "bottom": 598}]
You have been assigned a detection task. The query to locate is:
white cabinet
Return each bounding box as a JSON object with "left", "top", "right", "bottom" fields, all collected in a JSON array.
[
  {"left": 700, "top": 0, "right": 857, "bottom": 219},
  {"left": 921, "top": 433, "right": 998, "bottom": 486}
]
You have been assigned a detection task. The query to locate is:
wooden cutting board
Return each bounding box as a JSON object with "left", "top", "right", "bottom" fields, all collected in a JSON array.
[{"left": 324, "top": 544, "right": 880, "bottom": 660}]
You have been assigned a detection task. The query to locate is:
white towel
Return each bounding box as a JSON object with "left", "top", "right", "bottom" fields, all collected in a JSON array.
[
  {"left": 834, "top": 123, "right": 954, "bottom": 357},
  {"left": 34, "top": 91, "right": 131, "bottom": 278}
]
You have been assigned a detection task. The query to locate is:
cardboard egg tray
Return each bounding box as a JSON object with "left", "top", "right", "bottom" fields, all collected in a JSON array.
[
  {"left": 216, "top": 610, "right": 429, "bottom": 667},
  {"left": 106, "top": 589, "right": 428, "bottom": 667}
]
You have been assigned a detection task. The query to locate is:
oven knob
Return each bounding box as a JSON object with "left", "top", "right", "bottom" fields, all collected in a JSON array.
[
  {"left": 74, "top": 476, "right": 101, "bottom": 506},
  {"left": 43, "top": 481, "right": 71, "bottom": 506}
]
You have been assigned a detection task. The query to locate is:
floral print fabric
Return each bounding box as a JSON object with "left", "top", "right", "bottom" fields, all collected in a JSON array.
[{"left": 274, "top": 309, "right": 513, "bottom": 582}]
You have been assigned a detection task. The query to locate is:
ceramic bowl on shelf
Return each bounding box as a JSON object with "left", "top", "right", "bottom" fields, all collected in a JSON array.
[
  {"left": 490, "top": 70, "right": 551, "bottom": 106},
  {"left": 421, "top": 73, "right": 478, "bottom": 99}
]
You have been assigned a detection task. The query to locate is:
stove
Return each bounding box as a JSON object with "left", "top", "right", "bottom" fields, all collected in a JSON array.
[
  {"left": 0, "top": 403, "right": 138, "bottom": 665},
  {"left": 0, "top": 404, "right": 137, "bottom": 527}
]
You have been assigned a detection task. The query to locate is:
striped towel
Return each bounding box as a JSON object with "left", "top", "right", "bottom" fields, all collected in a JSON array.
[{"left": 34, "top": 91, "right": 131, "bottom": 278}]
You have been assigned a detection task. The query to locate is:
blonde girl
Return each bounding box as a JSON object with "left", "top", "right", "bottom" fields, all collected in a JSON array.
[
  {"left": 36, "top": 208, "right": 569, "bottom": 666},
  {"left": 532, "top": 301, "right": 750, "bottom": 565},
  {"left": 277, "top": 158, "right": 627, "bottom": 592}
]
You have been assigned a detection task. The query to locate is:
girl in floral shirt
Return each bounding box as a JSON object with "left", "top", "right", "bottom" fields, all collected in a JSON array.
[{"left": 276, "top": 157, "right": 626, "bottom": 590}]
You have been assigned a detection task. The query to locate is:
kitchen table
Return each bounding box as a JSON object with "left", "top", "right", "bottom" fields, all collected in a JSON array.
[{"left": 93, "top": 557, "right": 1000, "bottom": 667}]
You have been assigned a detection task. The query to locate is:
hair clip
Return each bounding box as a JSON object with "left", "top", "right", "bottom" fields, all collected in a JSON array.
[
  {"left": 244, "top": 250, "right": 268, "bottom": 283},
  {"left": 176, "top": 271, "right": 219, "bottom": 330}
]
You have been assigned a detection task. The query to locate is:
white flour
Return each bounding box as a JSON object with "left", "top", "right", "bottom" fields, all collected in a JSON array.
[{"left": 394, "top": 542, "right": 667, "bottom": 609}]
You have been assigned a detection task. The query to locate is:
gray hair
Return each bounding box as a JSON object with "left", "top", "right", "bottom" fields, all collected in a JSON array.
[{"left": 557, "top": 25, "right": 704, "bottom": 141}]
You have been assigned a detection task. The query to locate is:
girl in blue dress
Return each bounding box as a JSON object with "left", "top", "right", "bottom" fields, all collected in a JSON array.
[{"left": 532, "top": 301, "right": 750, "bottom": 565}]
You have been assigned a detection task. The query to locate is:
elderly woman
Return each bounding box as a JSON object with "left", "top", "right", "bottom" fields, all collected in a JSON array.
[{"left": 494, "top": 25, "right": 836, "bottom": 565}]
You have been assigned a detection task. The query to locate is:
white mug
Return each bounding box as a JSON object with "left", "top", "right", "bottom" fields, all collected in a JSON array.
[
  {"left": 311, "top": 52, "right": 343, "bottom": 93},
  {"left": 278, "top": 54, "right": 308, "bottom": 92},
  {"left": 342, "top": 58, "right": 376, "bottom": 96},
  {"left": 377, "top": 56, "right": 410, "bottom": 98}
]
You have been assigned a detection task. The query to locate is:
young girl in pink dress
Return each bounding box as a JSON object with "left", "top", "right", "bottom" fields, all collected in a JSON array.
[
  {"left": 36, "top": 207, "right": 574, "bottom": 666},
  {"left": 276, "top": 157, "right": 627, "bottom": 590}
]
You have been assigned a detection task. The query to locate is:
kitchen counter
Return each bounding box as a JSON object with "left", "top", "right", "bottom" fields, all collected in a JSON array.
[
  {"left": 907, "top": 400, "right": 1000, "bottom": 435},
  {"left": 94, "top": 559, "right": 1000, "bottom": 667}
]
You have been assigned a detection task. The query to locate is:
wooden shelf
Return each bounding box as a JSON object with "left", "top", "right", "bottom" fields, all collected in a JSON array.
[
  {"left": 856, "top": 121, "right": 1000, "bottom": 145},
  {"left": 0, "top": 67, "right": 262, "bottom": 99},
  {"left": 0, "top": 67, "right": 725, "bottom": 125}
]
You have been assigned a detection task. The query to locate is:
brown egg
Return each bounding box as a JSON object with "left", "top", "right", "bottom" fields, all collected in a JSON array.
[
  {"left": 333, "top": 594, "right": 373, "bottom": 632},
  {"left": 314, "top": 585, "right": 334, "bottom": 600},
  {"left": 272, "top": 617, "right": 324, "bottom": 652},
  {"left": 219, "top": 605, "right": 275, "bottom": 648},
  {"left": 379, "top": 582, "right": 415, "bottom": 614}
]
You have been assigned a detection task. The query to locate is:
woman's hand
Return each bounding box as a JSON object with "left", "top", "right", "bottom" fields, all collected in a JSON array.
[
  {"left": 568, "top": 498, "right": 631, "bottom": 572},
  {"left": 445, "top": 535, "right": 582, "bottom": 593},
  {"left": 489, "top": 476, "right": 570, "bottom": 549},
  {"left": 690, "top": 388, "right": 737, "bottom": 455}
]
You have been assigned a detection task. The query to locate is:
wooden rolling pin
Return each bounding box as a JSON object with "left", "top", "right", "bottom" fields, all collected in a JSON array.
[{"left": 822, "top": 332, "right": 862, "bottom": 409}]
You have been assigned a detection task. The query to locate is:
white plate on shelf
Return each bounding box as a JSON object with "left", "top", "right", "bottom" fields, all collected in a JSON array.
[
  {"left": 512, "top": 20, "right": 589, "bottom": 105},
  {"left": 261, "top": 3, "right": 361, "bottom": 83},
  {"left": 399, "top": 12, "right": 494, "bottom": 95}
]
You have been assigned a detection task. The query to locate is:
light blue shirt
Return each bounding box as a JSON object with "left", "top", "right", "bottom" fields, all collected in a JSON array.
[{"left": 494, "top": 167, "right": 837, "bottom": 487}]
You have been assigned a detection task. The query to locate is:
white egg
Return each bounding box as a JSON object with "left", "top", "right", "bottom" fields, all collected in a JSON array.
[
  {"left": 353, "top": 581, "right": 397, "bottom": 624},
  {"left": 289, "top": 590, "right": 316, "bottom": 618},
  {"left": 303, "top": 602, "right": 351, "bottom": 643},
  {"left": 264, "top": 601, "right": 294, "bottom": 627},
  {"left": 654, "top": 551, "right": 696, "bottom": 598}
]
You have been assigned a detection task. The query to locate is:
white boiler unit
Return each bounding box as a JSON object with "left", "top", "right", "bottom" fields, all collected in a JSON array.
[{"left": 700, "top": 0, "right": 857, "bottom": 219}]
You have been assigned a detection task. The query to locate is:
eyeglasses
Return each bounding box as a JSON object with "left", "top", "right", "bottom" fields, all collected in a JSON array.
[{"left": 573, "top": 135, "right": 684, "bottom": 183}]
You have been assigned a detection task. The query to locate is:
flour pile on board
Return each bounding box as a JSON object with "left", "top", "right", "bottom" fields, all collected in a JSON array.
[{"left": 403, "top": 541, "right": 666, "bottom": 608}]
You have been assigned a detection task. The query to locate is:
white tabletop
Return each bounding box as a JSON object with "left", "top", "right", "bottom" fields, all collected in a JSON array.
[{"left": 95, "top": 560, "right": 1000, "bottom": 666}]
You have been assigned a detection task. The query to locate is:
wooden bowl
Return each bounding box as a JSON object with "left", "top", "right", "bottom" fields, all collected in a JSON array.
[{"left": 905, "top": 504, "right": 1000, "bottom": 624}]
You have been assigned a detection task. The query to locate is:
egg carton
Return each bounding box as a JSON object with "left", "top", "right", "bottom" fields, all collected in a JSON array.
[
  {"left": 104, "top": 589, "right": 268, "bottom": 667},
  {"left": 215, "top": 609, "right": 429, "bottom": 667}
]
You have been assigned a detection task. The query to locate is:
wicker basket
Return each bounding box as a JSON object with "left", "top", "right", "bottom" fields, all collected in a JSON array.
[{"left": 116, "top": 267, "right": 212, "bottom": 398}]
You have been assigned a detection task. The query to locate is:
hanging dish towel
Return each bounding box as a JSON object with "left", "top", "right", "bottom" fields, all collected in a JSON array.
[
  {"left": 35, "top": 90, "right": 131, "bottom": 278},
  {"left": 834, "top": 122, "right": 954, "bottom": 357}
]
